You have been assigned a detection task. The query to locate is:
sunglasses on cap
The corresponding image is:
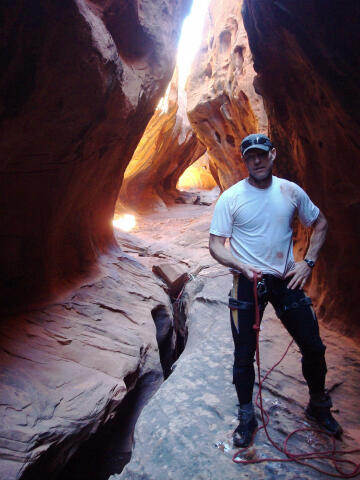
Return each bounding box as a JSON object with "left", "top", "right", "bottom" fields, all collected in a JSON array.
[{"left": 241, "top": 136, "right": 273, "bottom": 154}]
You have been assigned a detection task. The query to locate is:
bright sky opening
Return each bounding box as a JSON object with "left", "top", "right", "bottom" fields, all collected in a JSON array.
[{"left": 177, "top": 0, "right": 211, "bottom": 88}]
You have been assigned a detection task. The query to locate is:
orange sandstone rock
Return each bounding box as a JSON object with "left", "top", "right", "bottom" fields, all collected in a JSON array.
[
  {"left": 186, "top": 0, "right": 267, "bottom": 191},
  {"left": 118, "top": 70, "right": 206, "bottom": 213},
  {"left": 177, "top": 154, "right": 217, "bottom": 191},
  {"left": 0, "top": 0, "right": 191, "bottom": 311},
  {"left": 0, "top": 251, "right": 174, "bottom": 479}
]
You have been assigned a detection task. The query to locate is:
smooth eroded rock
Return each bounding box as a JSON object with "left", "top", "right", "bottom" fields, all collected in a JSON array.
[
  {"left": 112, "top": 273, "right": 360, "bottom": 480},
  {"left": 0, "top": 0, "right": 191, "bottom": 311},
  {"left": 186, "top": 0, "right": 267, "bottom": 190},
  {"left": 0, "top": 249, "right": 174, "bottom": 479}
]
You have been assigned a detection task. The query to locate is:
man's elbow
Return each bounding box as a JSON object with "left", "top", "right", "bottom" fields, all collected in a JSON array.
[
  {"left": 315, "top": 210, "right": 328, "bottom": 232},
  {"left": 208, "top": 237, "right": 216, "bottom": 259},
  {"left": 209, "top": 234, "right": 225, "bottom": 259}
]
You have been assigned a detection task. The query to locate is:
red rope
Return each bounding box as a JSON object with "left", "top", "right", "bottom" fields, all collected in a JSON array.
[{"left": 232, "top": 273, "right": 360, "bottom": 478}]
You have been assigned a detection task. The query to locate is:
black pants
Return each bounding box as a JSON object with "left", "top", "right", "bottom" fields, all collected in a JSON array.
[{"left": 230, "top": 274, "right": 327, "bottom": 405}]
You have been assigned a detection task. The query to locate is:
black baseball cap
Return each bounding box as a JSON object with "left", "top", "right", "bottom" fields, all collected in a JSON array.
[{"left": 241, "top": 133, "right": 273, "bottom": 156}]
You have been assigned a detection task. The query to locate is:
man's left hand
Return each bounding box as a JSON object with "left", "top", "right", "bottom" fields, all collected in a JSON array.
[{"left": 285, "top": 261, "right": 312, "bottom": 290}]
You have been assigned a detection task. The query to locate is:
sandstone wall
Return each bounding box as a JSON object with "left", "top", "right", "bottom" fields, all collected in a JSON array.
[
  {"left": 186, "top": 0, "right": 267, "bottom": 191},
  {"left": 0, "top": 0, "right": 190, "bottom": 311},
  {"left": 242, "top": 0, "right": 360, "bottom": 336}
]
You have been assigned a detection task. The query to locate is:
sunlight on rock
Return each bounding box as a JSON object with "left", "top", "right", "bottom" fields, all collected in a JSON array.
[
  {"left": 177, "top": 157, "right": 217, "bottom": 190},
  {"left": 113, "top": 214, "right": 136, "bottom": 232},
  {"left": 156, "top": 83, "right": 171, "bottom": 113}
]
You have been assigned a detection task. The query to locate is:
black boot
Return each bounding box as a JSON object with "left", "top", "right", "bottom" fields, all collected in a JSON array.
[
  {"left": 305, "top": 392, "right": 343, "bottom": 437},
  {"left": 233, "top": 403, "right": 258, "bottom": 448}
]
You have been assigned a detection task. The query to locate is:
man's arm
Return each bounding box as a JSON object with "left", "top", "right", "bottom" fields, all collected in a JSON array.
[
  {"left": 285, "top": 210, "right": 328, "bottom": 289},
  {"left": 209, "top": 234, "right": 262, "bottom": 281}
]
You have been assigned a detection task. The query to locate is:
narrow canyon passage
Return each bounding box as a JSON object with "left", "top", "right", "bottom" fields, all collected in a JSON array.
[{"left": 1, "top": 0, "right": 360, "bottom": 478}]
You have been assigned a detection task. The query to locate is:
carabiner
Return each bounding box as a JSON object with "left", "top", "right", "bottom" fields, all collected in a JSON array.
[{"left": 257, "top": 278, "right": 267, "bottom": 298}]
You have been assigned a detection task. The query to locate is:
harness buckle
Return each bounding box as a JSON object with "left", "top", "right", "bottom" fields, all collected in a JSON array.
[{"left": 257, "top": 278, "right": 267, "bottom": 299}]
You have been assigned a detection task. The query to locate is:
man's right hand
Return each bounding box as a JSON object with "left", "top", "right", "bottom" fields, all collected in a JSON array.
[
  {"left": 209, "top": 235, "right": 262, "bottom": 281},
  {"left": 238, "top": 263, "right": 262, "bottom": 281}
]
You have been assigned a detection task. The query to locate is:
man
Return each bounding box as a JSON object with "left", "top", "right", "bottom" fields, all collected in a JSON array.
[{"left": 209, "top": 133, "right": 342, "bottom": 448}]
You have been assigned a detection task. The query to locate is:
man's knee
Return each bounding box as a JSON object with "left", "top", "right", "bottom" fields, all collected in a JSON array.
[
  {"left": 234, "top": 345, "right": 256, "bottom": 368},
  {"left": 233, "top": 364, "right": 254, "bottom": 385},
  {"left": 301, "top": 341, "right": 326, "bottom": 364}
]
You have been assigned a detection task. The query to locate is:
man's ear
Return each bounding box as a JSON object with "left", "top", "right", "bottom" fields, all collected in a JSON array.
[{"left": 270, "top": 147, "right": 276, "bottom": 161}]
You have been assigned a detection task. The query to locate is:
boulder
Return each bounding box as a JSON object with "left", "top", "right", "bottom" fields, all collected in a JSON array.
[{"left": 152, "top": 263, "right": 189, "bottom": 299}]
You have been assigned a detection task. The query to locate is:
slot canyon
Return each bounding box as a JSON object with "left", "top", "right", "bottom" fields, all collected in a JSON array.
[{"left": 0, "top": 1, "right": 359, "bottom": 479}]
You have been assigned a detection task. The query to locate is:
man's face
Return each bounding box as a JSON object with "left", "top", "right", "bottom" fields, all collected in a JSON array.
[{"left": 243, "top": 148, "right": 276, "bottom": 182}]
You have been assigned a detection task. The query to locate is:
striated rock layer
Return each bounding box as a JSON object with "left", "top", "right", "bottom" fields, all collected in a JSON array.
[
  {"left": 0, "top": 0, "right": 191, "bottom": 311},
  {"left": 118, "top": 71, "right": 205, "bottom": 213},
  {"left": 0, "top": 252, "right": 174, "bottom": 480},
  {"left": 186, "top": 0, "right": 267, "bottom": 191},
  {"left": 242, "top": 0, "right": 360, "bottom": 337}
]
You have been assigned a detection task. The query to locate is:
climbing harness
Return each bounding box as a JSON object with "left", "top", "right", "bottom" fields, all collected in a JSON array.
[
  {"left": 228, "top": 298, "right": 254, "bottom": 311},
  {"left": 231, "top": 273, "right": 360, "bottom": 478}
]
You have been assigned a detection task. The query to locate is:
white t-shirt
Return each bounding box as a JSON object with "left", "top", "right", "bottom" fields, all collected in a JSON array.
[{"left": 210, "top": 176, "right": 319, "bottom": 277}]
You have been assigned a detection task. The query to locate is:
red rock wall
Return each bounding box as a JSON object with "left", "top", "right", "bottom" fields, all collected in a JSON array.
[
  {"left": 242, "top": 0, "right": 360, "bottom": 337},
  {"left": 0, "top": 1, "right": 191, "bottom": 477},
  {"left": 0, "top": 0, "right": 191, "bottom": 311},
  {"left": 118, "top": 71, "right": 205, "bottom": 213},
  {"left": 186, "top": 0, "right": 267, "bottom": 191}
]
